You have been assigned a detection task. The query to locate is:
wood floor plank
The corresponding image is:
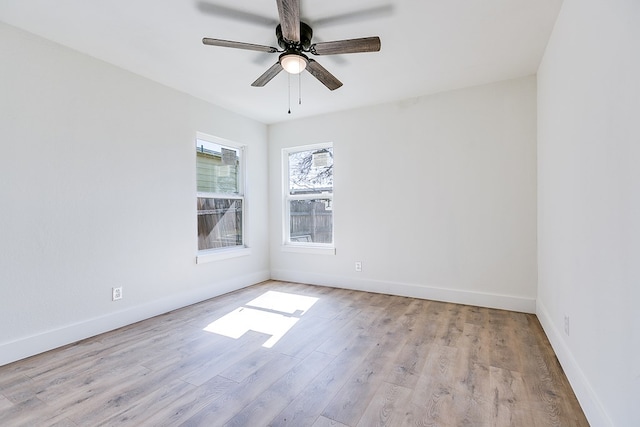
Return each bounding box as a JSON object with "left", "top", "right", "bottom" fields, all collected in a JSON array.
[
  {"left": 313, "top": 305, "right": 379, "bottom": 356},
  {"left": 224, "top": 351, "right": 335, "bottom": 426},
  {"left": 355, "top": 381, "right": 413, "bottom": 427},
  {"left": 490, "top": 366, "right": 537, "bottom": 426},
  {"left": 179, "top": 332, "right": 268, "bottom": 386},
  {"left": 435, "top": 303, "right": 466, "bottom": 347},
  {"left": 404, "top": 344, "right": 459, "bottom": 427},
  {"left": 47, "top": 417, "right": 78, "bottom": 427},
  {"left": 463, "top": 303, "right": 490, "bottom": 326},
  {"left": 271, "top": 313, "right": 340, "bottom": 358},
  {"left": 134, "top": 375, "right": 237, "bottom": 426},
  {"left": 489, "top": 309, "right": 523, "bottom": 372},
  {"left": 269, "top": 333, "right": 379, "bottom": 426},
  {"left": 0, "top": 395, "right": 49, "bottom": 425},
  {"left": 22, "top": 409, "right": 78, "bottom": 427},
  {"left": 274, "top": 306, "right": 360, "bottom": 360},
  {"left": 450, "top": 322, "right": 492, "bottom": 425},
  {"left": 96, "top": 378, "right": 196, "bottom": 426},
  {"left": 217, "top": 346, "right": 276, "bottom": 383},
  {"left": 321, "top": 307, "right": 410, "bottom": 425},
  {"left": 57, "top": 365, "right": 155, "bottom": 425},
  {"left": 137, "top": 329, "right": 233, "bottom": 372},
  {"left": 385, "top": 300, "right": 439, "bottom": 389},
  {"left": 0, "top": 280, "right": 588, "bottom": 426},
  {"left": 305, "top": 292, "right": 356, "bottom": 320},
  {"left": 312, "top": 415, "right": 350, "bottom": 427},
  {"left": 5, "top": 339, "right": 105, "bottom": 381},
  {"left": 0, "top": 394, "right": 13, "bottom": 411},
  {"left": 33, "top": 361, "right": 151, "bottom": 406},
  {"left": 178, "top": 352, "right": 301, "bottom": 426},
  {"left": 0, "top": 372, "right": 36, "bottom": 404}
]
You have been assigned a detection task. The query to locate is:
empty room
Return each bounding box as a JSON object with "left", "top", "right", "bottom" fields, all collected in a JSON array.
[{"left": 0, "top": 0, "right": 637, "bottom": 426}]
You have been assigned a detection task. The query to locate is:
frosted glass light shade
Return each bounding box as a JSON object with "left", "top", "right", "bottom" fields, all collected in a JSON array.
[{"left": 280, "top": 54, "right": 307, "bottom": 74}]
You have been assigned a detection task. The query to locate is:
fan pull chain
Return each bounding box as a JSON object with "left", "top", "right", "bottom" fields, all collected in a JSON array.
[
  {"left": 287, "top": 73, "right": 291, "bottom": 114},
  {"left": 299, "top": 72, "right": 302, "bottom": 105}
]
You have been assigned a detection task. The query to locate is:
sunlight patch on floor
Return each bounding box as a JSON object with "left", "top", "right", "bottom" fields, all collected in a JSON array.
[
  {"left": 245, "top": 291, "right": 318, "bottom": 315},
  {"left": 203, "top": 291, "right": 319, "bottom": 348}
]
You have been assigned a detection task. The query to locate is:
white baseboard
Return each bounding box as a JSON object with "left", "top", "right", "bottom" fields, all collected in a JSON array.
[
  {"left": 0, "top": 270, "right": 270, "bottom": 367},
  {"left": 536, "top": 300, "right": 612, "bottom": 427},
  {"left": 271, "top": 269, "right": 536, "bottom": 313}
]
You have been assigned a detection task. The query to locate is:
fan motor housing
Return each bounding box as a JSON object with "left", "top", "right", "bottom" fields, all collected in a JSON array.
[{"left": 276, "top": 21, "right": 313, "bottom": 51}]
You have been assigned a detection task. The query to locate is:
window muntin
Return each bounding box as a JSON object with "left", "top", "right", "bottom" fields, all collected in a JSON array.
[
  {"left": 196, "top": 136, "right": 244, "bottom": 251},
  {"left": 285, "top": 144, "right": 333, "bottom": 246}
]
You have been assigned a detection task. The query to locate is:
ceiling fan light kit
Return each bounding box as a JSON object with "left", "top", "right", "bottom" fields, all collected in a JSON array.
[
  {"left": 280, "top": 53, "right": 308, "bottom": 74},
  {"left": 202, "top": 0, "right": 381, "bottom": 91}
]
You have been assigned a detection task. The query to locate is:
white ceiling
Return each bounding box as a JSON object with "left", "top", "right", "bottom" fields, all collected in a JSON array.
[{"left": 0, "top": 0, "right": 563, "bottom": 124}]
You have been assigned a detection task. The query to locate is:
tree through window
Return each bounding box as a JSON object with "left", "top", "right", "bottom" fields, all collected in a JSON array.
[{"left": 285, "top": 144, "right": 333, "bottom": 245}]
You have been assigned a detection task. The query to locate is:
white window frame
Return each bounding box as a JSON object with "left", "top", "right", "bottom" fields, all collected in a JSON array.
[
  {"left": 282, "top": 142, "right": 335, "bottom": 255},
  {"left": 196, "top": 132, "right": 251, "bottom": 264}
]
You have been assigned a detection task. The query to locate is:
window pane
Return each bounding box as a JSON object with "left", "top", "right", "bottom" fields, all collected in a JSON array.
[
  {"left": 196, "top": 139, "right": 239, "bottom": 194},
  {"left": 289, "top": 199, "right": 332, "bottom": 244},
  {"left": 198, "top": 198, "right": 243, "bottom": 250},
  {"left": 289, "top": 148, "right": 333, "bottom": 195}
]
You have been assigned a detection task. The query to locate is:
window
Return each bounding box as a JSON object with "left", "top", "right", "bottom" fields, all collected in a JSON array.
[
  {"left": 196, "top": 135, "right": 244, "bottom": 252},
  {"left": 284, "top": 143, "right": 333, "bottom": 250}
]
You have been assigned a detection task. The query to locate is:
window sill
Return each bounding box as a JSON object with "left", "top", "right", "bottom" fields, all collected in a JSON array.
[
  {"left": 281, "top": 245, "right": 336, "bottom": 256},
  {"left": 196, "top": 247, "right": 252, "bottom": 264}
]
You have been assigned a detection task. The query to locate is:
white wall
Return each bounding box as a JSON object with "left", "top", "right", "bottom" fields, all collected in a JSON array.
[
  {"left": 0, "top": 23, "right": 270, "bottom": 366},
  {"left": 537, "top": 0, "right": 640, "bottom": 425},
  {"left": 269, "top": 76, "right": 538, "bottom": 313}
]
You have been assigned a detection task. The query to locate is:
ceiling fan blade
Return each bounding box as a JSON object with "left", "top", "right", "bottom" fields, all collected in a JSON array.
[
  {"left": 306, "top": 59, "right": 342, "bottom": 91},
  {"left": 202, "top": 38, "right": 278, "bottom": 53},
  {"left": 312, "top": 5, "right": 394, "bottom": 28},
  {"left": 251, "top": 62, "right": 284, "bottom": 87},
  {"left": 197, "top": 2, "right": 279, "bottom": 27},
  {"left": 311, "top": 36, "right": 346, "bottom": 65},
  {"left": 310, "top": 37, "right": 381, "bottom": 55},
  {"left": 276, "top": 0, "right": 300, "bottom": 42}
]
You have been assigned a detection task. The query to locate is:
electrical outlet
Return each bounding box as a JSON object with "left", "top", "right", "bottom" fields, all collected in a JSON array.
[
  {"left": 355, "top": 261, "right": 362, "bottom": 272},
  {"left": 112, "top": 287, "right": 123, "bottom": 301},
  {"left": 564, "top": 315, "right": 570, "bottom": 336}
]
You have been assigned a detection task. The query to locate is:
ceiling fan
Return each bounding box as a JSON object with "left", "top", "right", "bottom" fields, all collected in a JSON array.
[{"left": 201, "top": 0, "right": 382, "bottom": 91}]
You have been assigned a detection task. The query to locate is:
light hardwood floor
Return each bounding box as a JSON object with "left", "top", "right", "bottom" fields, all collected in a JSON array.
[{"left": 0, "top": 281, "right": 588, "bottom": 426}]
